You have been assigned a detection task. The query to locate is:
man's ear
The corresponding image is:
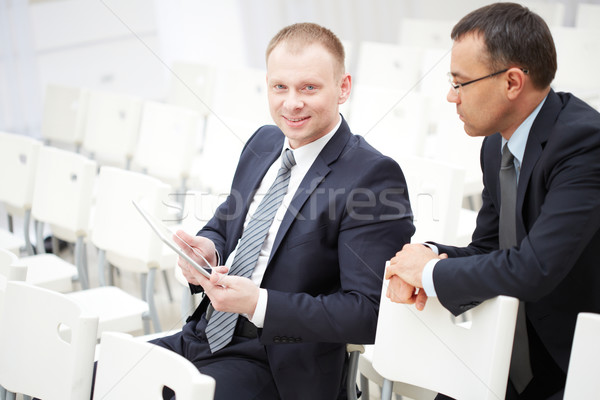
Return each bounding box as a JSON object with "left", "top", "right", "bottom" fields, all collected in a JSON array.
[
  {"left": 338, "top": 73, "right": 352, "bottom": 105},
  {"left": 506, "top": 68, "right": 527, "bottom": 100}
]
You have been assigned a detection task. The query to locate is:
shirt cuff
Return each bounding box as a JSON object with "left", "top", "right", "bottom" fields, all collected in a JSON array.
[
  {"left": 248, "top": 288, "right": 268, "bottom": 328},
  {"left": 422, "top": 242, "right": 439, "bottom": 255},
  {"left": 422, "top": 258, "right": 439, "bottom": 297}
]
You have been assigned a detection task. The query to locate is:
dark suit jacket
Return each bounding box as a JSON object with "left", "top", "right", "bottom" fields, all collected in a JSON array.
[
  {"left": 432, "top": 90, "right": 600, "bottom": 382},
  {"left": 193, "top": 118, "right": 414, "bottom": 399}
]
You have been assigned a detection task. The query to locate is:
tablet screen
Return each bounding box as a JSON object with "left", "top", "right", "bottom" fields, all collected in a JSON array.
[{"left": 132, "top": 200, "right": 212, "bottom": 278}]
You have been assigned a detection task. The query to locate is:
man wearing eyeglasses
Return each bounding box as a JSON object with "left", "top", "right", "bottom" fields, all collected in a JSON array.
[{"left": 386, "top": 3, "right": 600, "bottom": 399}]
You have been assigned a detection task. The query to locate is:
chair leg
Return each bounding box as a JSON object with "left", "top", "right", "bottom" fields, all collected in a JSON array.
[
  {"left": 75, "top": 236, "right": 89, "bottom": 289},
  {"left": 35, "top": 220, "right": 45, "bottom": 255},
  {"left": 347, "top": 350, "right": 361, "bottom": 400},
  {"left": 97, "top": 249, "right": 107, "bottom": 287},
  {"left": 162, "top": 270, "right": 174, "bottom": 302},
  {"left": 381, "top": 379, "right": 393, "bottom": 400},
  {"left": 360, "top": 374, "right": 370, "bottom": 400},
  {"left": 145, "top": 268, "right": 162, "bottom": 333},
  {"left": 23, "top": 210, "right": 35, "bottom": 256}
]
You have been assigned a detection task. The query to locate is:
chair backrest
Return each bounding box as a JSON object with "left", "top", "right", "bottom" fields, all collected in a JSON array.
[
  {"left": 0, "top": 281, "right": 98, "bottom": 400},
  {"left": 563, "top": 312, "right": 600, "bottom": 399},
  {"left": 94, "top": 332, "right": 215, "bottom": 399},
  {"left": 0, "top": 248, "right": 27, "bottom": 323},
  {"left": 31, "top": 146, "right": 97, "bottom": 242},
  {"left": 40, "top": 83, "right": 89, "bottom": 149},
  {"left": 348, "top": 86, "right": 428, "bottom": 160},
  {"left": 91, "top": 166, "right": 171, "bottom": 272},
  {"left": 0, "top": 248, "right": 26, "bottom": 283},
  {"left": 399, "top": 156, "right": 466, "bottom": 244},
  {"left": 575, "top": 3, "right": 600, "bottom": 29},
  {"left": 398, "top": 18, "right": 454, "bottom": 50},
  {"left": 0, "top": 132, "right": 42, "bottom": 214},
  {"left": 372, "top": 282, "right": 518, "bottom": 400},
  {"left": 133, "top": 101, "right": 201, "bottom": 186},
  {"left": 82, "top": 89, "right": 143, "bottom": 167},
  {"left": 167, "top": 61, "right": 217, "bottom": 118},
  {"left": 355, "top": 41, "right": 424, "bottom": 92},
  {"left": 198, "top": 115, "right": 256, "bottom": 195}
]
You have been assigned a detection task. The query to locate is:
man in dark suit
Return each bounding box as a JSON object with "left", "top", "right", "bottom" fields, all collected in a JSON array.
[
  {"left": 385, "top": 3, "right": 600, "bottom": 400},
  {"left": 152, "top": 23, "right": 414, "bottom": 399}
]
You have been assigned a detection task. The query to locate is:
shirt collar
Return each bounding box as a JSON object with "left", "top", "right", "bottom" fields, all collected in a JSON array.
[
  {"left": 282, "top": 114, "right": 341, "bottom": 169},
  {"left": 502, "top": 96, "right": 547, "bottom": 170}
]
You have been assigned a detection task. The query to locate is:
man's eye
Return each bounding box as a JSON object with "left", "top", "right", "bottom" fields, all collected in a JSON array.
[
  {"left": 305, "top": 85, "right": 315, "bottom": 91},
  {"left": 275, "top": 84, "right": 285, "bottom": 90}
]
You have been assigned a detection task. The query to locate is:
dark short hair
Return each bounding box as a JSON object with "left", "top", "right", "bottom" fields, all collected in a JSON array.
[
  {"left": 265, "top": 22, "right": 345, "bottom": 77},
  {"left": 451, "top": 2, "right": 557, "bottom": 89}
]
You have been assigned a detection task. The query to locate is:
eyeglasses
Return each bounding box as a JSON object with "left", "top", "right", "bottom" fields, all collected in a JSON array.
[{"left": 447, "top": 68, "right": 529, "bottom": 95}]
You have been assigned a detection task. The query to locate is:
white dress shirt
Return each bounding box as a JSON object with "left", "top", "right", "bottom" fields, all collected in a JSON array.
[{"left": 224, "top": 116, "right": 342, "bottom": 326}]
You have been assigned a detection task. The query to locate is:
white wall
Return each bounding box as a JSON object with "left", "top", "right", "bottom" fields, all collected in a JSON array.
[{"left": 1, "top": 0, "right": 599, "bottom": 137}]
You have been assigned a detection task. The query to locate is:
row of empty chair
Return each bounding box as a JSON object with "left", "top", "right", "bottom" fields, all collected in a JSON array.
[
  {"left": 0, "top": 132, "right": 194, "bottom": 338},
  {"left": 0, "top": 250, "right": 215, "bottom": 399}
]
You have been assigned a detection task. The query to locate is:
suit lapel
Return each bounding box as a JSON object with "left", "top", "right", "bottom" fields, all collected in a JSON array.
[
  {"left": 268, "top": 119, "right": 352, "bottom": 261},
  {"left": 515, "top": 90, "right": 560, "bottom": 237}
]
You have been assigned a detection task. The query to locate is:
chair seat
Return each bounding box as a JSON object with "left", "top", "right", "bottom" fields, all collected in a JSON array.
[
  {"left": 0, "top": 229, "right": 24, "bottom": 256},
  {"left": 358, "top": 345, "right": 437, "bottom": 399},
  {"left": 21, "top": 253, "right": 77, "bottom": 293},
  {"left": 66, "top": 286, "right": 149, "bottom": 338}
]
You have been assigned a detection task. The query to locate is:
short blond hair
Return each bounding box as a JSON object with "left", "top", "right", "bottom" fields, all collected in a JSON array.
[{"left": 266, "top": 22, "right": 345, "bottom": 76}]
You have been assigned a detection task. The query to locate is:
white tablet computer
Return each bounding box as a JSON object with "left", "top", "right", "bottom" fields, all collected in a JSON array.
[{"left": 132, "top": 200, "right": 212, "bottom": 278}]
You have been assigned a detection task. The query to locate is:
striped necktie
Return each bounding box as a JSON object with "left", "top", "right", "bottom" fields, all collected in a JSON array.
[{"left": 205, "top": 149, "right": 296, "bottom": 352}]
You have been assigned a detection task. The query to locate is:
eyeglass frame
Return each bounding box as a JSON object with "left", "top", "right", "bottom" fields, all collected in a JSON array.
[{"left": 447, "top": 68, "right": 529, "bottom": 95}]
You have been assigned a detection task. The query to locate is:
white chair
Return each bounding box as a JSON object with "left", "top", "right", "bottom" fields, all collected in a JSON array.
[
  {"left": 0, "top": 248, "right": 27, "bottom": 318},
  {"left": 575, "top": 3, "right": 600, "bottom": 29},
  {"left": 372, "top": 281, "right": 518, "bottom": 400},
  {"left": 40, "top": 83, "right": 89, "bottom": 152},
  {"left": 0, "top": 281, "right": 98, "bottom": 400},
  {"left": 398, "top": 18, "right": 454, "bottom": 50},
  {"left": 563, "top": 312, "right": 600, "bottom": 399},
  {"left": 167, "top": 61, "right": 217, "bottom": 120},
  {"left": 348, "top": 86, "right": 429, "bottom": 160},
  {"left": 195, "top": 115, "right": 257, "bottom": 195},
  {"left": 354, "top": 41, "right": 424, "bottom": 93},
  {"left": 551, "top": 26, "right": 600, "bottom": 104},
  {"left": 20, "top": 145, "right": 96, "bottom": 292},
  {"left": 82, "top": 89, "right": 143, "bottom": 169},
  {"left": 399, "top": 156, "right": 466, "bottom": 245},
  {"left": 83, "top": 166, "right": 176, "bottom": 334},
  {"left": 0, "top": 132, "right": 41, "bottom": 256},
  {"left": 133, "top": 100, "right": 202, "bottom": 195},
  {"left": 211, "top": 66, "right": 271, "bottom": 126},
  {"left": 94, "top": 332, "right": 215, "bottom": 399}
]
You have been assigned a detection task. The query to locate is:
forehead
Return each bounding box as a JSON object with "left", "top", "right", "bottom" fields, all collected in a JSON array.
[
  {"left": 266, "top": 42, "right": 340, "bottom": 80},
  {"left": 450, "top": 33, "right": 489, "bottom": 77}
]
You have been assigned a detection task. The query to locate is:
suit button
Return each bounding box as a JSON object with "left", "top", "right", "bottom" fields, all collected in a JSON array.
[
  {"left": 273, "top": 336, "right": 281, "bottom": 343},
  {"left": 295, "top": 337, "right": 302, "bottom": 343}
]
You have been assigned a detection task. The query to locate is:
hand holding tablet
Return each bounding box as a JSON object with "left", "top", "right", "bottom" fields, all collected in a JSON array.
[{"left": 132, "top": 200, "right": 213, "bottom": 278}]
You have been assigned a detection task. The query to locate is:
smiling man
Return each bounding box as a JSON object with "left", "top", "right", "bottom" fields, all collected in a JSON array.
[{"left": 148, "top": 22, "right": 414, "bottom": 400}]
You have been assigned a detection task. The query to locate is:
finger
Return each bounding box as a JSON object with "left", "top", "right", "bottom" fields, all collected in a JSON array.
[
  {"left": 415, "top": 288, "right": 428, "bottom": 311},
  {"left": 439, "top": 253, "right": 449, "bottom": 259}
]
